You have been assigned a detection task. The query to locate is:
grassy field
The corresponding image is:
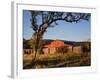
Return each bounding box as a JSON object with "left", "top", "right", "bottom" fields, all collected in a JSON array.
[{"left": 23, "top": 52, "right": 91, "bottom": 69}]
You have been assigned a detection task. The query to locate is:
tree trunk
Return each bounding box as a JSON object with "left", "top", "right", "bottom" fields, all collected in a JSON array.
[
  {"left": 31, "top": 34, "right": 43, "bottom": 61},
  {"left": 31, "top": 23, "right": 48, "bottom": 60},
  {"left": 24, "top": 24, "right": 48, "bottom": 69}
]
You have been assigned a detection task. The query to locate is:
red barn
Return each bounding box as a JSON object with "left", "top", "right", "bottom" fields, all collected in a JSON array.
[{"left": 43, "top": 39, "right": 73, "bottom": 54}]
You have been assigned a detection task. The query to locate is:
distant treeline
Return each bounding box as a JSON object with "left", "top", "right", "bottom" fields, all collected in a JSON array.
[{"left": 23, "top": 38, "right": 91, "bottom": 51}]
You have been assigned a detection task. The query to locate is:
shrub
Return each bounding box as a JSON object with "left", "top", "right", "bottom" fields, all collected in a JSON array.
[{"left": 81, "top": 42, "right": 91, "bottom": 53}]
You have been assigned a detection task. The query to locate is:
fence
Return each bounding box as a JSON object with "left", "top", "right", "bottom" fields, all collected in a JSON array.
[{"left": 23, "top": 46, "right": 83, "bottom": 54}]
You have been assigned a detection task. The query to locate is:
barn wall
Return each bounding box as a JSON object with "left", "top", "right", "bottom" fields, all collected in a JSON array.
[
  {"left": 43, "top": 46, "right": 82, "bottom": 54},
  {"left": 73, "top": 46, "right": 82, "bottom": 53}
]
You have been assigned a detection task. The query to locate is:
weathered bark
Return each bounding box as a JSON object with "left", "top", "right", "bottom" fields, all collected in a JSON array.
[{"left": 26, "top": 23, "right": 48, "bottom": 68}]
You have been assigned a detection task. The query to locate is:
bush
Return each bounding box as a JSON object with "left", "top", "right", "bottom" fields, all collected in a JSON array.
[{"left": 81, "top": 42, "right": 91, "bottom": 53}]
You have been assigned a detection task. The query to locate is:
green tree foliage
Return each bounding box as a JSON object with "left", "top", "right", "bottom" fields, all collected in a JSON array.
[
  {"left": 82, "top": 42, "right": 91, "bottom": 53},
  {"left": 23, "top": 38, "right": 31, "bottom": 49}
]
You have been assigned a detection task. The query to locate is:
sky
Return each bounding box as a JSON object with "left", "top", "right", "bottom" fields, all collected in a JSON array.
[{"left": 23, "top": 10, "right": 91, "bottom": 42}]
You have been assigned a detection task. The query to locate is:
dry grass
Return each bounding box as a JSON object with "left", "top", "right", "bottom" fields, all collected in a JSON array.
[{"left": 23, "top": 52, "right": 91, "bottom": 69}]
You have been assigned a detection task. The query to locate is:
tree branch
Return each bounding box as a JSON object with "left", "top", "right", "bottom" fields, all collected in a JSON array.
[{"left": 48, "top": 13, "right": 88, "bottom": 26}]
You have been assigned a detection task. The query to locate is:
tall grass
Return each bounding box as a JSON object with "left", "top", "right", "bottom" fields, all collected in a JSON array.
[{"left": 23, "top": 52, "right": 91, "bottom": 69}]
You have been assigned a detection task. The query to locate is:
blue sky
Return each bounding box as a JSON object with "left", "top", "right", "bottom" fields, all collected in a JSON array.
[{"left": 23, "top": 10, "right": 91, "bottom": 41}]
